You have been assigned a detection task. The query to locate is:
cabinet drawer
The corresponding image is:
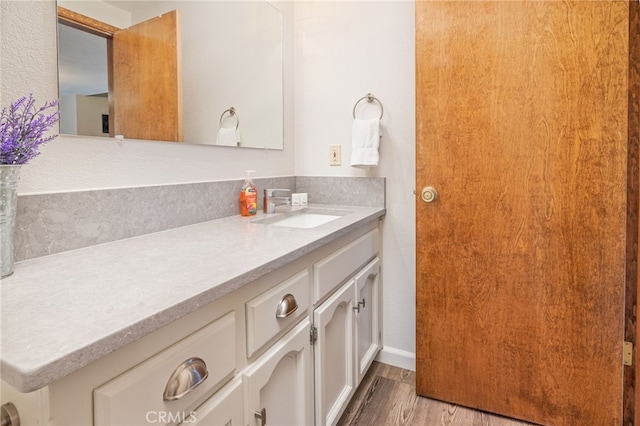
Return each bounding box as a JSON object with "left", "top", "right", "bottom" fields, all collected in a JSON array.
[
  {"left": 313, "top": 228, "right": 379, "bottom": 303},
  {"left": 246, "top": 269, "right": 309, "bottom": 357},
  {"left": 94, "top": 311, "right": 236, "bottom": 426}
]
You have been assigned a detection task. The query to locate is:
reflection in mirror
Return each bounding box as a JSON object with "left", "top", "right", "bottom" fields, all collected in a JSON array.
[
  {"left": 58, "top": 22, "right": 110, "bottom": 137},
  {"left": 57, "top": 1, "right": 284, "bottom": 150}
]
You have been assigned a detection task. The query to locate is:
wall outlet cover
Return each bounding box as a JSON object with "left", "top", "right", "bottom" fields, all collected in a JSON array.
[{"left": 330, "top": 145, "right": 341, "bottom": 166}]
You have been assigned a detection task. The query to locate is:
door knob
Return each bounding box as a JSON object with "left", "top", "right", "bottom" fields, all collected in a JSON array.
[{"left": 421, "top": 187, "right": 438, "bottom": 203}]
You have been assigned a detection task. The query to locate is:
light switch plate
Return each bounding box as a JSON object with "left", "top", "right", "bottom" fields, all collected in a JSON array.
[{"left": 330, "top": 145, "right": 341, "bottom": 166}]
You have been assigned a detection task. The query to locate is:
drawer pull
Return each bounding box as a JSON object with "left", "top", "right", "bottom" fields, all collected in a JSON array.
[
  {"left": 276, "top": 293, "right": 298, "bottom": 319},
  {"left": 163, "top": 357, "right": 209, "bottom": 401},
  {"left": 1, "top": 402, "right": 19, "bottom": 426}
]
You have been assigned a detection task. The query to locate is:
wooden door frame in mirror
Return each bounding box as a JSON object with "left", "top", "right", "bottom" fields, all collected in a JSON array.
[{"left": 57, "top": 6, "right": 120, "bottom": 136}]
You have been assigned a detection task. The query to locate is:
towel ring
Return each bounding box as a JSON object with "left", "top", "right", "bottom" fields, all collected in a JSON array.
[
  {"left": 352, "top": 93, "right": 383, "bottom": 120},
  {"left": 219, "top": 107, "right": 239, "bottom": 130}
]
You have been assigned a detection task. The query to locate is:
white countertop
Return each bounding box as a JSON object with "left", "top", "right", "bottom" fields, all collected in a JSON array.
[{"left": 0, "top": 205, "right": 385, "bottom": 392}]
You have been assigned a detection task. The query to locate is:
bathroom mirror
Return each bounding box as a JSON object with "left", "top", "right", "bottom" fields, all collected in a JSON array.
[{"left": 57, "top": 0, "right": 284, "bottom": 150}]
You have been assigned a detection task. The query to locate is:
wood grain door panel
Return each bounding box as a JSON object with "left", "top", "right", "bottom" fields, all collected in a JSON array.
[
  {"left": 415, "top": 1, "right": 629, "bottom": 424},
  {"left": 113, "top": 10, "right": 183, "bottom": 142}
]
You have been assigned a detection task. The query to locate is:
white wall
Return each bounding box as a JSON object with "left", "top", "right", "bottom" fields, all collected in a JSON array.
[
  {"left": 293, "top": 1, "right": 416, "bottom": 368},
  {"left": 1, "top": 0, "right": 416, "bottom": 369},
  {"left": 75, "top": 95, "right": 108, "bottom": 136},
  {"left": 59, "top": 95, "right": 78, "bottom": 135},
  {"left": 0, "top": 0, "right": 295, "bottom": 194}
]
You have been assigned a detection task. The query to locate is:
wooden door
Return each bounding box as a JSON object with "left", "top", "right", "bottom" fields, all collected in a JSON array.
[
  {"left": 112, "top": 10, "right": 183, "bottom": 142},
  {"left": 415, "top": 1, "right": 629, "bottom": 425},
  {"left": 633, "top": 0, "right": 640, "bottom": 423}
]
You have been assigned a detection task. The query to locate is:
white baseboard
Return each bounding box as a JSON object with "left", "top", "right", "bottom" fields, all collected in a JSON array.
[{"left": 375, "top": 346, "right": 416, "bottom": 371}]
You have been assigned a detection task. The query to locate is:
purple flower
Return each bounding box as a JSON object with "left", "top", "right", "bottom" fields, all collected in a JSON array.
[{"left": 0, "top": 94, "right": 60, "bottom": 165}]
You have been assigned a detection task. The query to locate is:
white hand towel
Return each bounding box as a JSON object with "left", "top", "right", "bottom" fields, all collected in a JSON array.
[
  {"left": 216, "top": 127, "right": 239, "bottom": 146},
  {"left": 350, "top": 118, "right": 380, "bottom": 168}
]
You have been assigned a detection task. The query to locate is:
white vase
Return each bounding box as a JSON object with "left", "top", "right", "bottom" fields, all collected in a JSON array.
[{"left": 0, "top": 165, "right": 21, "bottom": 279}]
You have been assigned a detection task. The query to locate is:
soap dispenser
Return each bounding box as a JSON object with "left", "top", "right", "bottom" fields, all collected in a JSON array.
[{"left": 240, "top": 170, "right": 257, "bottom": 216}]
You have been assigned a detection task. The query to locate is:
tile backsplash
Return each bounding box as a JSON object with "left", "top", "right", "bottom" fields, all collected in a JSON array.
[
  {"left": 295, "top": 176, "right": 385, "bottom": 207},
  {"left": 14, "top": 176, "right": 385, "bottom": 261}
]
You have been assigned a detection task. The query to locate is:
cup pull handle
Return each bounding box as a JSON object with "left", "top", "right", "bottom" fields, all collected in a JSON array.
[
  {"left": 276, "top": 294, "right": 298, "bottom": 319},
  {"left": 163, "top": 357, "right": 209, "bottom": 401},
  {"left": 1, "top": 402, "right": 19, "bottom": 426}
]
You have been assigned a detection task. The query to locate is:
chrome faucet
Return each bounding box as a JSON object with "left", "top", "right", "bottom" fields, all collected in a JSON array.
[{"left": 264, "top": 189, "right": 292, "bottom": 213}]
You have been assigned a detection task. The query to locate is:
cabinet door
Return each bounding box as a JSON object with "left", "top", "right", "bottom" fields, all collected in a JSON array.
[
  {"left": 186, "top": 377, "right": 243, "bottom": 426},
  {"left": 243, "top": 318, "right": 313, "bottom": 426},
  {"left": 354, "top": 257, "right": 381, "bottom": 385},
  {"left": 314, "top": 279, "right": 356, "bottom": 426}
]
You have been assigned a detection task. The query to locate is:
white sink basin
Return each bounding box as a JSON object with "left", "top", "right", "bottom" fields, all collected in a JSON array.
[
  {"left": 252, "top": 208, "right": 351, "bottom": 229},
  {"left": 269, "top": 213, "right": 341, "bottom": 229}
]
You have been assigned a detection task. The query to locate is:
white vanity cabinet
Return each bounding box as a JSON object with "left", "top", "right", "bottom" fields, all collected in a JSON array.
[
  {"left": 312, "top": 229, "right": 381, "bottom": 426},
  {"left": 90, "top": 266, "right": 313, "bottom": 426},
  {"left": 1, "top": 219, "right": 382, "bottom": 426},
  {"left": 189, "top": 270, "right": 313, "bottom": 426},
  {"left": 313, "top": 260, "right": 381, "bottom": 426}
]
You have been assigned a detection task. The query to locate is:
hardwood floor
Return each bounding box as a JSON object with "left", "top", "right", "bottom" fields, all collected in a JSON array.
[{"left": 338, "top": 362, "right": 536, "bottom": 426}]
